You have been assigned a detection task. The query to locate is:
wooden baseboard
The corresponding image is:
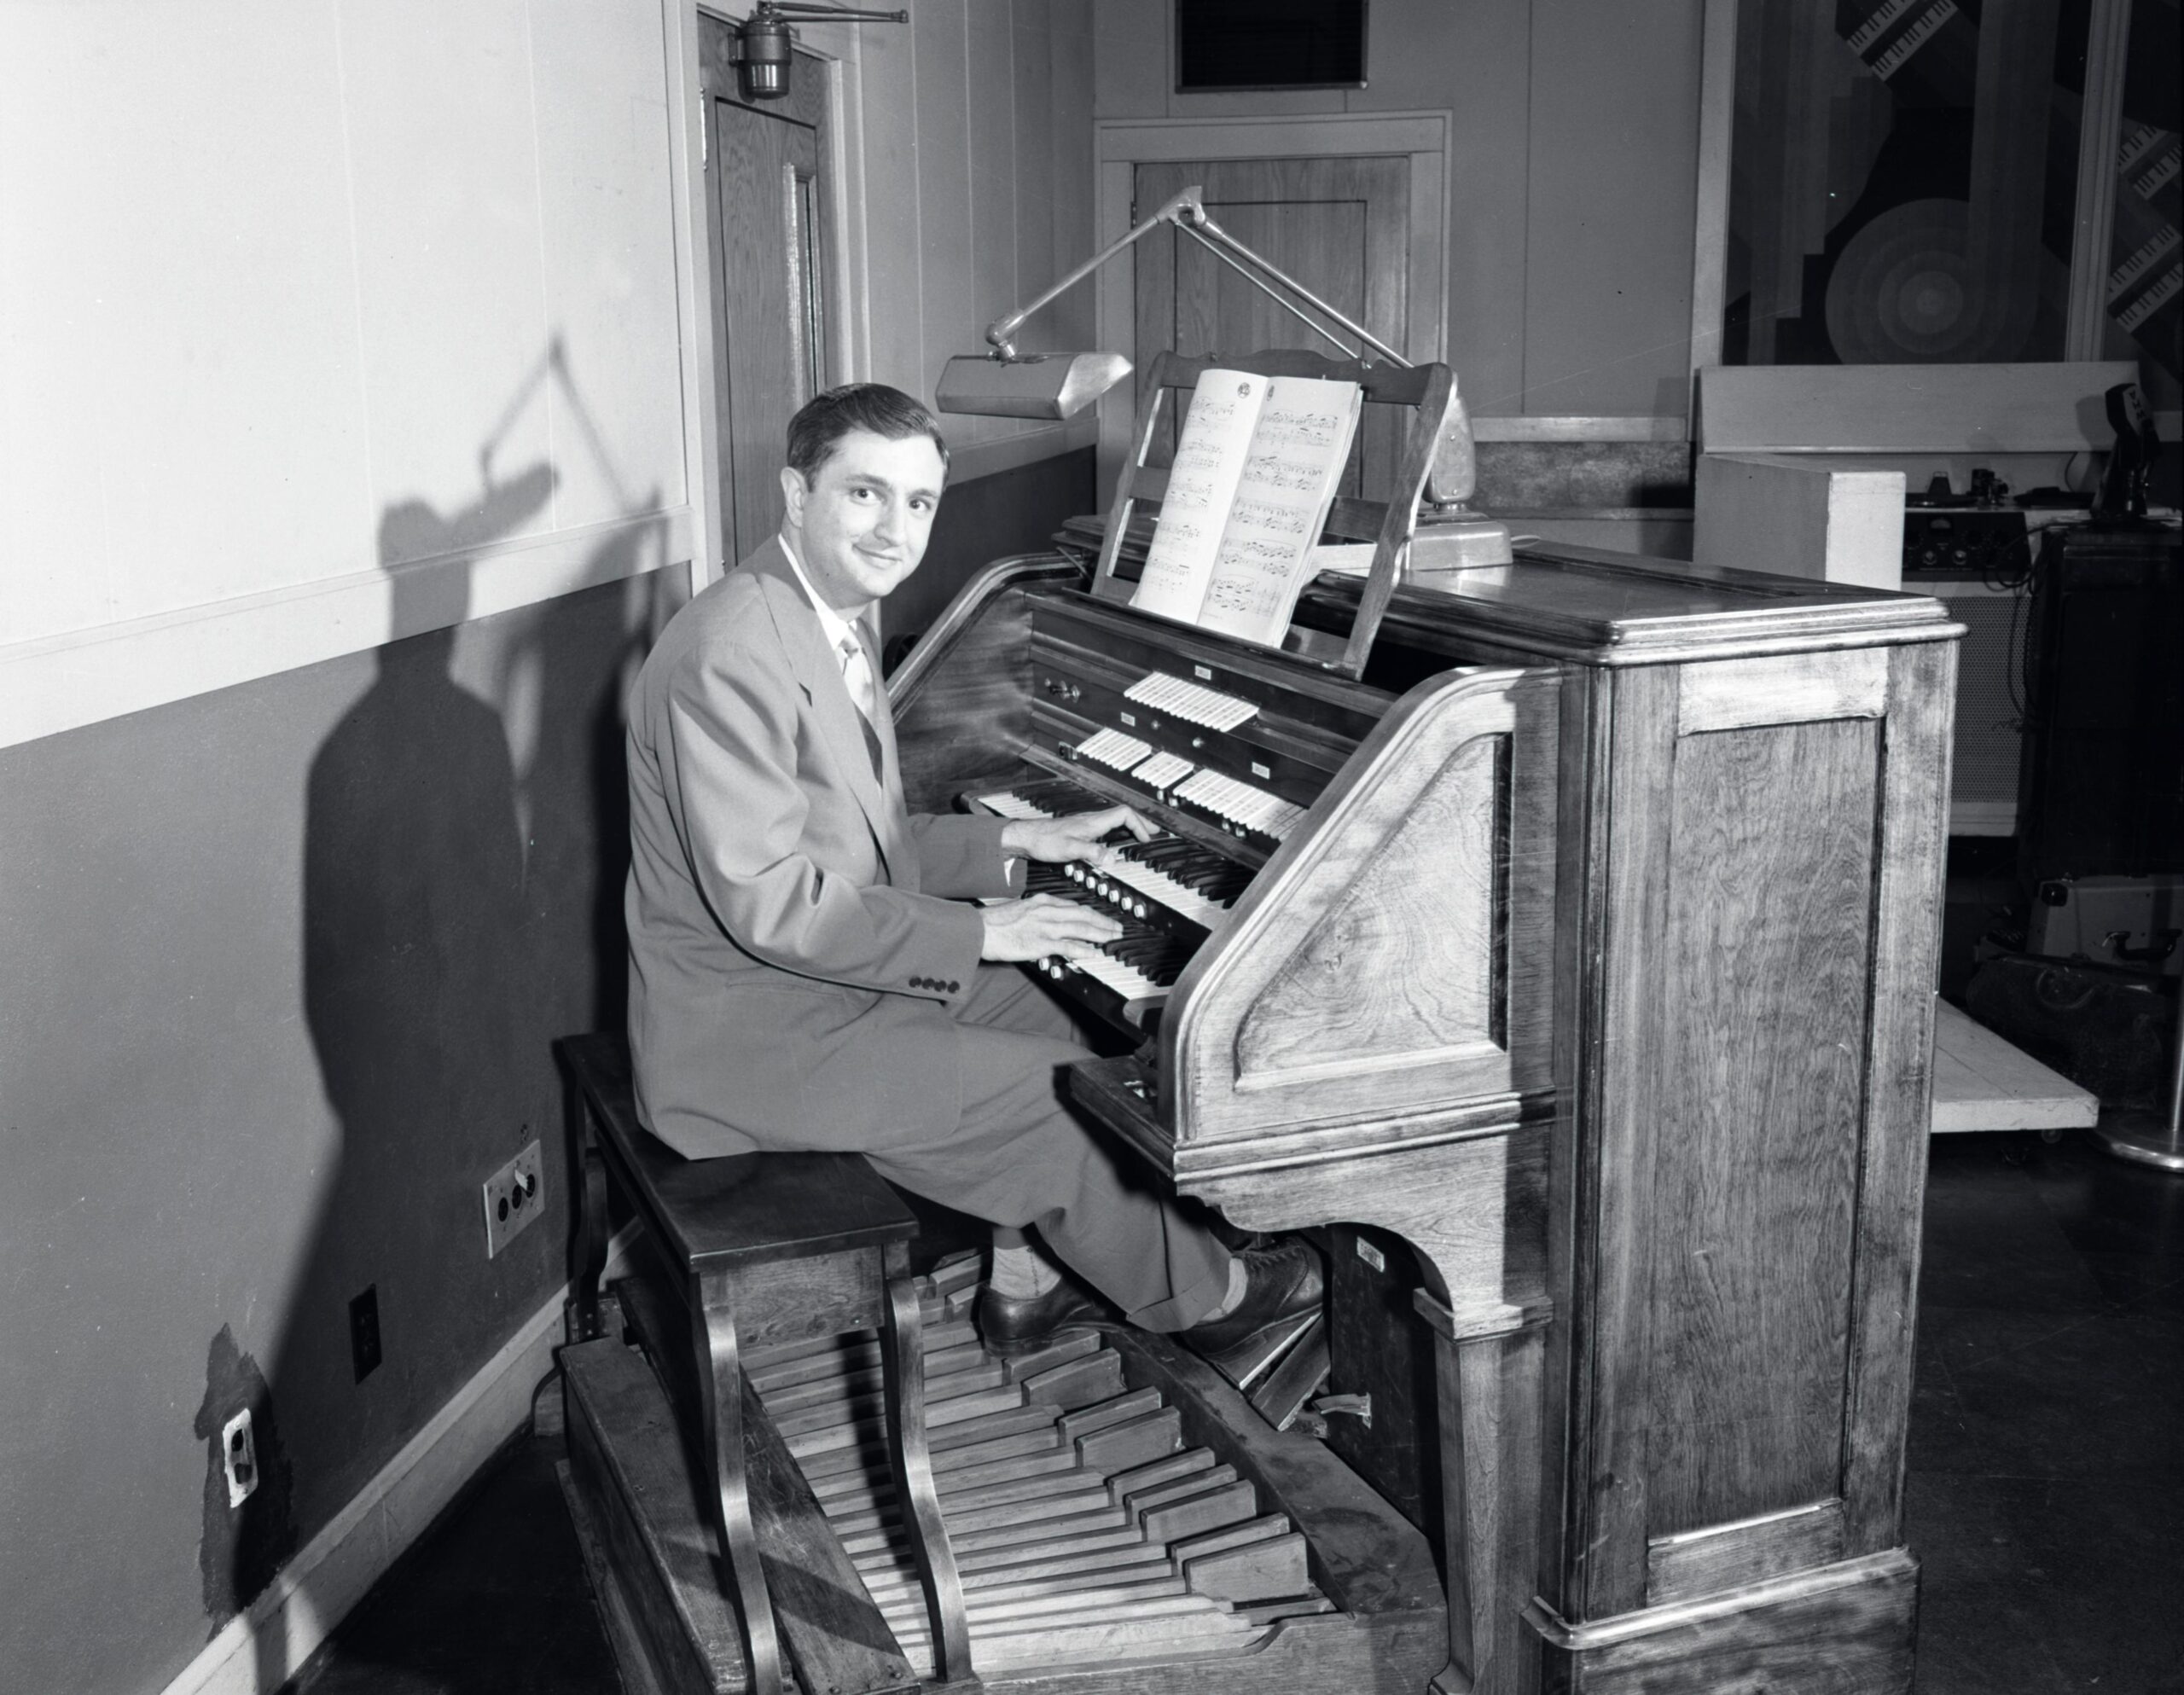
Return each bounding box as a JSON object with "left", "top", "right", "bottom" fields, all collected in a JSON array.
[
  {"left": 158, "top": 1223, "right": 642, "bottom": 1695},
  {"left": 1526, "top": 1548, "right": 1918, "bottom": 1694}
]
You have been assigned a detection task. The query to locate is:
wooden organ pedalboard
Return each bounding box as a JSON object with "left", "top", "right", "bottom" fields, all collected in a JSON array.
[{"left": 566, "top": 537, "right": 1961, "bottom": 1695}]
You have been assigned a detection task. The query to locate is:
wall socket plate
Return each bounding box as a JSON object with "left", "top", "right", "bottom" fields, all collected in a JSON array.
[
  {"left": 222, "top": 1408, "right": 258, "bottom": 1507},
  {"left": 483, "top": 1140, "right": 544, "bottom": 1258}
]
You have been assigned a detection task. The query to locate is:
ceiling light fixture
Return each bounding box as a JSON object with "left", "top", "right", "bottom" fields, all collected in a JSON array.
[{"left": 730, "top": 3, "right": 906, "bottom": 102}]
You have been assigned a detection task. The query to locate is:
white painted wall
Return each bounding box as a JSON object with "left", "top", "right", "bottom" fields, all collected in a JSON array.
[{"left": 0, "top": 0, "right": 692, "bottom": 725}]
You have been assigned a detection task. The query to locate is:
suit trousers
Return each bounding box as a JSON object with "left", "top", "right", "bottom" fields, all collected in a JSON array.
[{"left": 860, "top": 963, "right": 1232, "bottom": 1332}]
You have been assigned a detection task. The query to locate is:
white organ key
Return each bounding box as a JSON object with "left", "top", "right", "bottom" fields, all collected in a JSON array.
[
  {"left": 1075, "top": 729, "right": 1153, "bottom": 772},
  {"left": 1171, "top": 769, "right": 1302, "bottom": 840},
  {"left": 1040, "top": 951, "right": 1167, "bottom": 1004},
  {"left": 982, "top": 790, "right": 1049, "bottom": 821},
  {"left": 1124, "top": 672, "right": 1258, "bottom": 731},
  {"left": 1132, "top": 751, "right": 1194, "bottom": 790},
  {"left": 1101, "top": 856, "right": 1228, "bottom": 928}
]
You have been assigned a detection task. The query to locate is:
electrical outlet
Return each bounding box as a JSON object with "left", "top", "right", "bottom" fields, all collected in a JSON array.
[
  {"left": 222, "top": 1409, "right": 258, "bottom": 1507},
  {"left": 482, "top": 1140, "right": 544, "bottom": 1258},
  {"left": 350, "top": 1286, "right": 381, "bottom": 1383}
]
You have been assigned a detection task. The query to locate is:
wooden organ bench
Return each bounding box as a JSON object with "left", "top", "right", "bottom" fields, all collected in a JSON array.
[{"left": 555, "top": 1031, "right": 969, "bottom": 1695}]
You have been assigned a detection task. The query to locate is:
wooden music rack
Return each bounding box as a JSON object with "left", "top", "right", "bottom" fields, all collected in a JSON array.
[{"left": 1089, "top": 348, "right": 1461, "bottom": 681}]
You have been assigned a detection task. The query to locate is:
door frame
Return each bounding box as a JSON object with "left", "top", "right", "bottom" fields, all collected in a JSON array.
[
  {"left": 1092, "top": 113, "right": 1452, "bottom": 496},
  {"left": 682, "top": 5, "right": 859, "bottom": 586}
]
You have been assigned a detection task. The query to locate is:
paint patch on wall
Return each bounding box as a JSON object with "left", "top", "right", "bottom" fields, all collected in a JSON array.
[{"left": 195, "top": 1326, "right": 297, "bottom": 1624}]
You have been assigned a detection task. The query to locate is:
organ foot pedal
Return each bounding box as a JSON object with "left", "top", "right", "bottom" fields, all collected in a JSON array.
[{"left": 561, "top": 1252, "right": 1442, "bottom": 1694}]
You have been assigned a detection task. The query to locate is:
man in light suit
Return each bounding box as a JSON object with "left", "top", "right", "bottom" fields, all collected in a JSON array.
[{"left": 624, "top": 384, "right": 1319, "bottom": 1358}]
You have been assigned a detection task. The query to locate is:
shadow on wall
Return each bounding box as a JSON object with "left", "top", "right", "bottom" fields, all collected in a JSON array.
[{"left": 195, "top": 343, "right": 669, "bottom": 1686}]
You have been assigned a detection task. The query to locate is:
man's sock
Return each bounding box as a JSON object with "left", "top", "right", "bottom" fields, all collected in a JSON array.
[
  {"left": 988, "top": 1238, "right": 1064, "bottom": 1300},
  {"left": 1198, "top": 1253, "right": 1250, "bottom": 1323}
]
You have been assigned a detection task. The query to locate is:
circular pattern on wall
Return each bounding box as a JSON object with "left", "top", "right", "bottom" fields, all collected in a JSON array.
[{"left": 1825, "top": 198, "right": 2024, "bottom": 363}]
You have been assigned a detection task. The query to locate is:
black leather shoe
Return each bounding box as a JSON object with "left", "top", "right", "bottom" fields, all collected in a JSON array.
[
  {"left": 978, "top": 1277, "right": 1118, "bottom": 1357},
  {"left": 1183, "top": 1239, "right": 1325, "bottom": 1363}
]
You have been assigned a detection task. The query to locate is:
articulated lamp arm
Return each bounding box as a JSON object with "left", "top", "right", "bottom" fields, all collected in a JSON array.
[
  {"left": 940, "top": 184, "right": 1484, "bottom": 514},
  {"left": 982, "top": 188, "right": 1210, "bottom": 359}
]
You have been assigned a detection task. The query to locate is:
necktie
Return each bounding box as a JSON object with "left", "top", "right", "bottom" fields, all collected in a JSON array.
[{"left": 837, "top": 630, "right": 885, "bottom": 780}]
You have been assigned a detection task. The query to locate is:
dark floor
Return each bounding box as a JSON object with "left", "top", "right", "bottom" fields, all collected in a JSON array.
[{"left": 288, "top": 1130, "right": 2184, "bottom": 1695}]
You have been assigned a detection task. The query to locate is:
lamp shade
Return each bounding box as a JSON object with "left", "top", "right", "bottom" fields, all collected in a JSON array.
[{"left": 934, "top": 351, "right": 1133, "bottom": 420}]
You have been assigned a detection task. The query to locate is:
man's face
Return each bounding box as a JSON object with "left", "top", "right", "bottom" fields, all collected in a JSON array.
[{"left": 779, "top": 427, "right": 947, "bottom": 612}]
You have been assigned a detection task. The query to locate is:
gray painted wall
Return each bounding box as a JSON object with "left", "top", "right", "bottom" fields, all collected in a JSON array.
[
  {"left": 0, "top": 580, "right": 648, "bottom": 1694},
  {"left": 0, "top": 445, "right": 1082, "bottom": 1695},
  {"left": 1092, "top": 0, "right": 1708, "bottom": 420}
]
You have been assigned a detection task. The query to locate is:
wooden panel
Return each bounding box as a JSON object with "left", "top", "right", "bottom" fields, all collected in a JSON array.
[
  {"left": 1533, "top": 1548, "right": 1917, "bottom": 1695},
  {"left": 1929, "top": 1000, "right": 2099, "bottom": 1134},
  {"left": 1677, "top": 649, "right": 1888, "bottom": 735},
  {"left": 1197, "top": 1128, "right": 1548, "bottom": 1340},
  {"left": 1234, "top": 733, "right": 1501, "bottom": 1082},
  {"left": 566, "top": 1338, "right": 749, "bottom": 1694},
  {"left": 1839, "top": 640, "right": 1955, "bottom": 1557},
  {"left": 1566, "top": 663, "right": 1679, "bottom": 1619},
  {"left": 728, "top": 1251, "right": 886, "bottom": 1348},
  {"left": 739, "top": 1373, "right": 917, "bottom": 1694},
  {"left": 557, "top": 1456, "right": 680, "bottom": 1695},
  {"left": 913, "top": 0, "right": 973, "bottom": 444},
  {"left": 1008, "top": 0, "right": 1058, "bottom": 345},
  {"left": 1132, "top": 155, "right": 1410, "bottom": 500},
  {"left": 1170, "top": 665, "right": 1558, "bottom": 1143},
  {"left": 1646, "top": 1499, "right": 1844, "bottom": 1607},
  {"left": 1643, "top": 716, "right": 1879, "bottom": 1535},
  {"left": 1440, "top": 1324, "right": 1548, "bottom": 1695},
  {"left": 715, "top": 101, "right": 821, "bottom": 561},
  {"left": 966, "top": 4, "right": 1017, "bottom": 343}
]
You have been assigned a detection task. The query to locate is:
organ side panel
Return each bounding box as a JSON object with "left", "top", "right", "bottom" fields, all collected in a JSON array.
[
  {"left": 1166, "top": 666, "right": 1559, "bottom": 1154},
  {"left": 1534, "top": 641, "right": 1952, "bottom": 1694}
]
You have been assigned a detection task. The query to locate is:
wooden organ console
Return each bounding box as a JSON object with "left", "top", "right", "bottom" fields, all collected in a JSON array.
[
  {"left": 566, "top": 354, "right": 1960, "bottom": 1695},
  {"left": 881, "top": 529, "right": 1958, "bottom": 1692}
]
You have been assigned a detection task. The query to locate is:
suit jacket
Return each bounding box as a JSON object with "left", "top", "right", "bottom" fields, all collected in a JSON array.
[{"left": 624, "top": 538, "right": 1017, "bottom": 1158}]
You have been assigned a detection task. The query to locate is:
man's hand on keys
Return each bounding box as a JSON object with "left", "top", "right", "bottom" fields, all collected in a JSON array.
[
  {"left": 983, "top": 806, "right": 1157, "bottom": 963},
  {"left": 999, "top": 804, "right": 1157, "bottom": 870},
  {"left": 981, "top": 894, "right": 1124, "bottom": 963}
]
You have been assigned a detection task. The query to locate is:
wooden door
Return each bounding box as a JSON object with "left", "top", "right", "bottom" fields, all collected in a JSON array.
[
  {"left": 700, "top": 17, "right": 832, "bottom": 566},
  {"left": 1132, "top": 156, "right": 1409, "bottom": 498}
]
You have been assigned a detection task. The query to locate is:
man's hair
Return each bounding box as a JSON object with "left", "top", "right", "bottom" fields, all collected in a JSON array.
[{"left": 785, "top": 384, "right": 950, "bottom": 482}]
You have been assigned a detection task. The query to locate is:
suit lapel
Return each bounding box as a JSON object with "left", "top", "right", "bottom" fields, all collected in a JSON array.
[{"left": 747, "top": 543, "right": 899, "bottom": 878}]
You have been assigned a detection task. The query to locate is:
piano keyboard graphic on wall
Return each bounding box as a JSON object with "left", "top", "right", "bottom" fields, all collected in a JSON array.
[{"left": 741, "top": 1255, "right": 1329, "bottom": 1678}]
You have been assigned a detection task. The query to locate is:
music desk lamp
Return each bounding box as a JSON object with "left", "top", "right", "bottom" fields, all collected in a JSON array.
[{"left": 935, "top": 185, "right": 1512, "bottom": 568}]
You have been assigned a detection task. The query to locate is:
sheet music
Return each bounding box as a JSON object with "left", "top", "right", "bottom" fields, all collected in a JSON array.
[
  {"left": 1194, "top": 376, "right": 1362, "bottom": 646},
  {"left": 1130, "top": 370, "right": 1266, "bottom": 624}
]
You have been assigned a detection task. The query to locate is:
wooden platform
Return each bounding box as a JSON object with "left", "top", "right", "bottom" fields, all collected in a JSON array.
[
  {"left": 1930, "top": 1000, "right": 2100, "bottom": 1135},
  {"left": 560, "top": 1260, "right": 1444, "bottom": 1695}
]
